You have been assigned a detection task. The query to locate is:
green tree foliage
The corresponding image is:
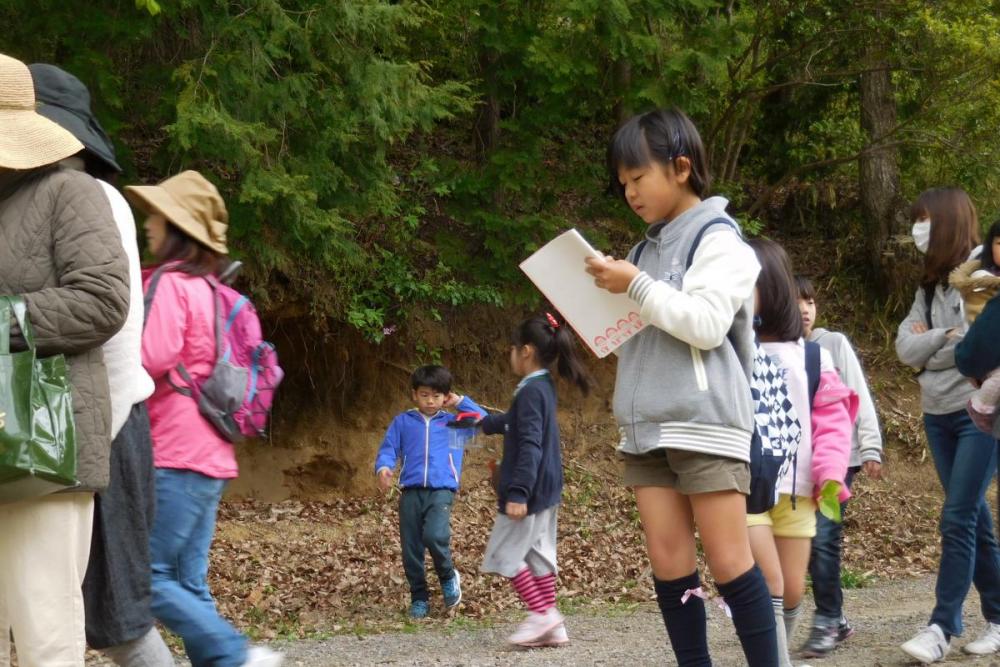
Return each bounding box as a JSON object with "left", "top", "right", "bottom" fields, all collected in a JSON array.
[{"left": 1, "top": 0, "right": 998, "bottom": 338}]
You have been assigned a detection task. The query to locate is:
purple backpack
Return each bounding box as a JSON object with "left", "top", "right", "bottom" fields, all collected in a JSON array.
[{"left": 145, "top": 265, "right": 284, "bottom": 443}]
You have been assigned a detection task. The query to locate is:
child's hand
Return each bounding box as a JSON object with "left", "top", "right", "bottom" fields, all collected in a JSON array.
[
  {"left": 444, "top": 392, "right": 462, "bottom": 409},
  {"left": 862, "top": 461, "right": 883, "bottom": 480},
  {"left": 584, "top": 255, "right": 640, "bottom": 294},
  {"left": 818, "top": 480, "right": 843, "bottom": 523},
  {"left": 911, "top": 322, "right": 929, "bottom": 334},
  {"left": 377, "top": 468, "right": 394, "bottom": 491},
  {"left": 505, "top": 501, "right": 528, "bottom": 520}
]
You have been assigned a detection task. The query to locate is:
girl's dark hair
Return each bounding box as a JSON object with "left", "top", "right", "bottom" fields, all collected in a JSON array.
[
  {"left": 749, "top": 239, "right": 804, "bottom": 342},
  {"left": 512, "top": 314, "right": 592, "bottom": 396},
  {"left": 607, "top": 108, "right": 711, "bottom": 199},
  {"left": 155, "top": 222, "right": 229, "bottom": 277},
  {"left": 911, "top": 187, "right": 980, "bottom": 287},
  {"left": 795, "top": 275, "right": 816, "bottom": 301},
  {"left": 981, "top": 220, "right": 1000, "bottom": 272}
]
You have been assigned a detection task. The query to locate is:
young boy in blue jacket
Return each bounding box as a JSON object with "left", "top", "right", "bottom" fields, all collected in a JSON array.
[{"left": 375, "top": 365, "right": 486, "bottom": 619}]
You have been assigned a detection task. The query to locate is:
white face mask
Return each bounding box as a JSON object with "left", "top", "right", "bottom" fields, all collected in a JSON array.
[{"left": 912, "top": 218, "right": 931, "bottom": 254}]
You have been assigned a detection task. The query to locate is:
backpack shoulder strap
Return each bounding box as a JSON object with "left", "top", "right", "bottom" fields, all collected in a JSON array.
[
  {"left": 142, "top": 264, "right": 173, "bottom": 330},
  {"left": 923, "top": 284, "right": 935, "bottom": 329},
  {"left": 631, "top": 240, "right": 648, "bottom": 264},
  {"left": 685, "top": 217, "right": 740, "bottom": 269},
  {"left": 202, "top": 275, "right": 224, "bottom": 359},
  {"left": 805, "top": 340, "right": 821, "bottom": 409}
]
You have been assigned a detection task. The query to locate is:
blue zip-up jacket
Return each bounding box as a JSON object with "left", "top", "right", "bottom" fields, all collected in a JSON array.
[
  {"left": 374, "top": 396, "right": 485, "bottom": 490},
  {"left": 480, "top": 372, "right": 562, "bottom": 515}
]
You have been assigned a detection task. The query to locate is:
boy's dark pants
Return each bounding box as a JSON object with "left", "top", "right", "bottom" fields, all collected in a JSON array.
[
  {"left": 809, "top": 466, "right": 858, "bottom": 625},
  {"left": 399, "top": 488, "right": 455, "bottom": 602}
]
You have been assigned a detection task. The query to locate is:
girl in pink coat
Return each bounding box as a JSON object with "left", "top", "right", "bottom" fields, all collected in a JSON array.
[
  {"left": 126, "top": 171, "right": 282, "bottom": 667},
  {"left": 745, "top": 239, "right": 858, "bottom": 667}
]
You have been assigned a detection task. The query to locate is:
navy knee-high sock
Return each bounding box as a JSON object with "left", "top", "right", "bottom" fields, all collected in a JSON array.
[
  {"left": 716, "top": 566, "right": 778, "bottom": 667},
  {"left": 653, "top": 571, "right": 711, "bottom": 667}
]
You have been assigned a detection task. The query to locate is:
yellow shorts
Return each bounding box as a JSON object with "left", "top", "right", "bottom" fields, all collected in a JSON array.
[{"left": 746, "top": 494, "right": 817, "bottom": 538}]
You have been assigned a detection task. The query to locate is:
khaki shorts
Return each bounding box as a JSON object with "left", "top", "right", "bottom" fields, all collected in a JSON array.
[
  {"left": 746, "top": 494, "right": 817, "bottom": 538},
  {"left": 621, "top": 448, "right": 750, "bottom": 495}
]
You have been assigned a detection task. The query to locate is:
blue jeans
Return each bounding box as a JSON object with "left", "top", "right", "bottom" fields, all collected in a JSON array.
[
  {"left": 809, "top": 467, "right": 858, "bottom": 626},
  {"left": 399, "top": 488, "right": 455, "bottom": 602},
  {"left": 925, "top": 411, "right": 1000, "bottom": 637},
  {"left": 149, "top": 469, "right": 246, "bottom": 666}
]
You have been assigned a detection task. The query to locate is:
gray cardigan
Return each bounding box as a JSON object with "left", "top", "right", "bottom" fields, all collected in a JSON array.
[{"left": 895, "top": 283, "right": 974, "bottom": 415}]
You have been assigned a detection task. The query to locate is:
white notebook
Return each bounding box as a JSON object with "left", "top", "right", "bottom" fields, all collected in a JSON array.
[{"left": 519, "top": 229, "right": 647, "bottom": 358}]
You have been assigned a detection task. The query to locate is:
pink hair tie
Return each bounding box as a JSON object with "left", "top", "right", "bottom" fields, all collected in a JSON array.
[{"left": 545, "top": 312, "right": 560, "bottom": 329}]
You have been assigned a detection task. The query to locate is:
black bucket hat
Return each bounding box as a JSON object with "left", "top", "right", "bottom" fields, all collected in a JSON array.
[{"left": 28, "top": 63, "right": 121, "bottom": 173}]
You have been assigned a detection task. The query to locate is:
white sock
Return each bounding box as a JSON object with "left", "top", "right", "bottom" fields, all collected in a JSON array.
[
  {"left": 785, "top": 603, "right": 802, "bottom": 645},
  {"left": 773, "top": 597, "right": 793, "bottom": 667}
]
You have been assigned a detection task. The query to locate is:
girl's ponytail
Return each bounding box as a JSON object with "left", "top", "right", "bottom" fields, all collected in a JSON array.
[
  {"left": 513, "top": 313, "right": 593, "bottom": 396},
  {"left": 552, "top": 320, "right": 592, "bottom": 396}
]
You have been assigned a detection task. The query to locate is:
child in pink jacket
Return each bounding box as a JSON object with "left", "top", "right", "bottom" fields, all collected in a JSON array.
[
  {"left": 126, "top": 171, "right": 283, "bottom": 667},
  {"left": 745, "top": 239, "right": 858, "bottom": 667}
]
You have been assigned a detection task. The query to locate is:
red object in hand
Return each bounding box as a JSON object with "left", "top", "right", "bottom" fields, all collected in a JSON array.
[{"left": 447, "top": 412, "right": 481, "bottom": 429}]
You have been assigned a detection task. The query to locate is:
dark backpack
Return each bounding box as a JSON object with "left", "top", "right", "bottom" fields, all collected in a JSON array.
[{"left": 632, "top": 218, "right": 819, "bottom": 513}]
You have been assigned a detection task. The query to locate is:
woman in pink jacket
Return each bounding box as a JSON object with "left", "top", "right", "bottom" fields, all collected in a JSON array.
[
  {"left": 745, "top": 239, "right": 858, "bottom": 667},
  {"left": 125, "top": 171, "right": 282, "bottom": 667}
]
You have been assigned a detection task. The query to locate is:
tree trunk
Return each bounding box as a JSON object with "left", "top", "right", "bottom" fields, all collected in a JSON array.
[
  {"left": 474, "top": 48, "right": 500, "bottom": 162},
  {"left": 612, "top": 59, "right": 632, "bottom": 125},
  {"left": 859, "top": 53, "right": 906, "bottom": 294}
]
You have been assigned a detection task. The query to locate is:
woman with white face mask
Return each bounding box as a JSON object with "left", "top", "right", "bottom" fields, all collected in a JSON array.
[{"left": 896, "top": 187, "right": 1000, "bottom": 663}]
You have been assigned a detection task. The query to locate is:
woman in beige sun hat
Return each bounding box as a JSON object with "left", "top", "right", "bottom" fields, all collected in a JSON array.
[
  {"left": 0, "top": 52, "right": 131, "bottom": 666},
  {"left": 126, "top": 171, "right": 284, "bottom": 667}
]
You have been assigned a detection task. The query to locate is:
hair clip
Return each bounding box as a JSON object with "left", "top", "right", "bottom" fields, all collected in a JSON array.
[{"left": 545, "top": 312, "right": 560, "bottom": 329}]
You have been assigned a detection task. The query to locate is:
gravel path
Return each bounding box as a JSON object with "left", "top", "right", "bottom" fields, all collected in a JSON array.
[
  {"left": 83, "top": 574, "right": 1000, "bottom": 666},
  {"left": 263, "top": 575, "right": 1000, "bottom": 666}
]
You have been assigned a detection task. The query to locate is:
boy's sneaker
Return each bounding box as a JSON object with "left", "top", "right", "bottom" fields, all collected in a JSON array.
[
  {"left": 901, "top": 624, "right": 950, "bottom": 664},
  {"left": 409, "top": 600, "right": 429, "bottom": 619},
  {"left": 442, "top": 570, "right": 462, "bottom": 608},
  {"left": 242, "top": 646, "right": 284, "bottom": 667},
  {"left": 964, "top": 622, "right": 1000, "bottom": 655},
  {"left": 800, "top": 624, "right": 839, "bottom": 657},
  {"left": 521, "top": 623, "right": 570, "bottom": 648},
  {"left": 508, "top": 608, "right": 564, "bottom": 646}
]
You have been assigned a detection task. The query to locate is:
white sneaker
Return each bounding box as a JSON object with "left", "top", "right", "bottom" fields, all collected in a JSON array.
[
  {"left": 521, "top": 622, "right": 570, "bottom": 648},
  {"left": 242, "top": 646, "right": 285, "bottom": 667},
  {"left": 508, "top": 608, "right": 564, "bottom": 646},
  {"left": 964, "top": 622, "right": 1000, "bottom": 655},
  {"left": 901, "top": 624, "right": 950, "bottom": 664}
]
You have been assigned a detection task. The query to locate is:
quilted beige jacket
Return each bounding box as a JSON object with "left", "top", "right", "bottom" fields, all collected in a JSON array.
[{"left": 0, "top": 166, "right": 129, "bottom": 492}]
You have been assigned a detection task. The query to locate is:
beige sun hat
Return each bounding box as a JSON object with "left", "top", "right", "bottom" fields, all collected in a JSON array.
[
  {"left": 0, "top": 53, "right": 84, "bottom": 169},
  {"left": 125, "top": 170, "right": 229, "bottom": 255}
]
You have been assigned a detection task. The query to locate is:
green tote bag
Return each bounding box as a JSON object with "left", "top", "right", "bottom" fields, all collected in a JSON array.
[{"left": 0, "top": 296, "right": 78, "bottom": 502}]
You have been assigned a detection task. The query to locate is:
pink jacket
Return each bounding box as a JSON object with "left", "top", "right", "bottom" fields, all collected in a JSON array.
[
  {"left": 810, "top": 370, "right": 859, "bottom": 502},
  {"left": 141, "top": 268, "right": 238, "bottom": 479}
]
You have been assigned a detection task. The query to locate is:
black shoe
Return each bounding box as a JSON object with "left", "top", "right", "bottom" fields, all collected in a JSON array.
[
  {"left": 836, "top": 618, "right": 855, "bottom": 643},
  {"left": 800, "top": 624, "right": 839, "bottom": 658}
]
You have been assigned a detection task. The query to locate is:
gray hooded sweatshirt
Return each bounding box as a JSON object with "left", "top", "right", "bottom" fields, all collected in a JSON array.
[
  {"left": 810, "top": 328, "right": 883, "bottom": 465},
  {"left": 614, "top": 197, "right": 761, "bottom": 461}
]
